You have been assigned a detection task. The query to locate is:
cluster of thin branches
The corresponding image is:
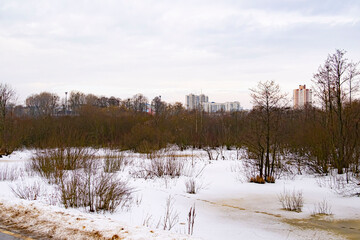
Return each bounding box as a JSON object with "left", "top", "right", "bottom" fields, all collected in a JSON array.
[
  {"left": 158, "top": 195, "right": 179, "bottom": 231},
  {"left": 278, "top": 188, "right": 304, "bottom": 212},
  {"left": 103, "top": 151, "right": 130, "bottom": 173},
  {"left": 134, "top": 149, "right": 184, "bottom": 179},
  {"left": 25, "top": 148, "right": 133, "bottom": 213},
  {"left": 312, "top": 199, "right": 332, "bottom": 216},
  {"left": 187, "top": 204, "right": 196, "bottom": 235},
  {"left": 0, "top": 165, "right": 21, "bottom": 181},
  {"left": 29, "top": 148, "right": 96, "bottom": 183},
  {"left": 57, "top": 164, "right": 132, "bottom": 213},
  {"left": 10, "top": 180, "right": 44, "bottom": 201}
]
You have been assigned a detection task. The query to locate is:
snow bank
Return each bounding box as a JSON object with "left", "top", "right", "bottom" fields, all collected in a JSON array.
[{"left": 0, "top": 198, "right": 198, "bottom": 240}]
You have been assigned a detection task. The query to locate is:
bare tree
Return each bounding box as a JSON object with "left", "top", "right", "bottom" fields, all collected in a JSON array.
[
  {"left": 120, "top": 98, "right": 132, "bottom": 111},
  {"left": 313, "top": 59, "right": 333, "bottom": 112},
  {"left": 312, "top": 49, "right": 360, "bottom": 174},
  {"left": 249, "top": 80, "right": 287, "bottom": 182},
  {"left": 131, "top": 94, "right": 148, "bottom": 112},
  {"left": 69, "top": 91, "right": 86, "bottom": 113},
  {"left": 26, "top": 92, "right": 59, "bottom": 116},
  {"left": 151, "top": 96, "right": 166, "bottom": 115},
  {"left": 348, "top": 61, "right": 360, "bottom": 104},
  {"left": 0, "top": 83, "right": 15, "bottom": 120},
  {"left": 108, "top": 96, "right": 120, "bottom": 107},
  {"left": 0, "top": 83, "right": 15, "bottom": 155},
  {"left": 85, "top": 94, "right": 99, "bottom": 106}
]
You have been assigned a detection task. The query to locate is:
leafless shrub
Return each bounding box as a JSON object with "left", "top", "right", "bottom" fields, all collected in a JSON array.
[
  {"left": 0, "top": 165, "right": 21, "bottom": 181},
  {"left": 185, "top": 178, "right": 204, "bottom": 194},
  {"left": 57, "top": 165, "right": 133, "bottom": 213},
  {"left": 187, "top": 204, "right": 196, "bottom": 235},
  {"left": 134, "top": 193, "right": 143, "bottom": 207},
  {"left": 203, "top": 147, "right": 222, "bottom": 160},
  {"left": 142, "top": 213, "right": 153, "bottom": 227},
  {"left": 243, "top": 159, "right": 259, "bottom": 182},
  {"left": 278, "top": 188, "right": 304, "bottom": 212},
  {"left": 44, "top": 191, "right": 59, "bottom": 206},
  {"left": 58, "top": 170, "right": 84, "bottom": 209},
  {"left": 29, "top": 148, "right": 97, "bottom": 183},
  {"left": 265, "top": 175, "right": 275, "bottom": 183},
  {"left": 250, "top": 175, "right": 265, "bottom": 184},
  {"left": 103, "top": 151, "right": 130, "bottom": 173},
  {"left": 135, "top": 149, "right": 184, "bottom": 179},
  {"left": 316, "top": 173, "right": 358, "bottom": 196},
  {"left": 312, "top": 199, "right": 332, "bottom": 216},
  {"left": 91, "top": 173, "right": 133, "bottom": 213},
  {"left": 182, "top": 160, "right": 207, "bottom": 178},
  {"left": 159, "top": 195, "right": 179, "bottom": 231},
  {"left": 10, "top": 180, "right": 44, "bottom": 200}
]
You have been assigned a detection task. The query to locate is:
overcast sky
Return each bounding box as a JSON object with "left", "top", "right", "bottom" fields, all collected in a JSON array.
[{"left": 1, "top": 0, "right": 360, "bottom": 108}]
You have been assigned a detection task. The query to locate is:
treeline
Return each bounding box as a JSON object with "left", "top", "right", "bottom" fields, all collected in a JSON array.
[{"left": 1, "top": 49, "right": 360, "bottom": 182}]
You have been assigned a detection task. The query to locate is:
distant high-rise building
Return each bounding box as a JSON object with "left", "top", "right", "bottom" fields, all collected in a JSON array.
[
  {"left": 185, "top": 93, "right": 241, "bottom": 112},
  {"left": 293, "top": 85, "right": 312, "bottom": 108},
  {"left": 185, "top": 93, "right": 208, "bottom": 110},
  {"left": 202, "top": 101, "right": 242, "bottom": 113}
]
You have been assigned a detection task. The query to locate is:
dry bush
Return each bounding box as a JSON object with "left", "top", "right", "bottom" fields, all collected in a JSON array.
[
  {"left": 57, "top": 164, "right": 133, "bottom": 213},
  {"left": 187, "top": 204, "right": 196, "bottom": 235},
  {"left": 135, "top": 149, "right": 184, "bottom": 179},
  {"left": 158, "top": 195, "right": 179, "bottom": 231},
  {"left": 316, "top": 173, "right": 359, "bottom": 196},
  {"left": 29, "top": 148, "right": 96, "bottom": 183},
  {"left": 243, "top": 159, "right": 260, "bottom": 181},
  {"left": 278, "top": 188, "right": 304, "bottom": 212},
  {"left": 185, "top": 178, "right": 197, "bottom": 194},
  {"left": 185, "top": 178, "right": 204, "bottom": 194},
  {"left": 91, "top": 173, "right": 133, "bottom": 213},
  {"left": 312, "top": 199, "right": 332, "bottom": 216},
  {"left": 103, "top": 151, "right": 130, "bottom": 173},
  {"left": 0, "top": 165, "right": 21, "bottom": 181},
  {"left": 266, "top": 176, "right": 275, "bottom": 183},
  {"left": 250, "top": 175, "right": 265, "bottom": 184},
  {"left": 142, "top": 213, "right": 153, "bottom": 227},
  {"left": 10, "top": 180, "right": 44, "bottom": 200},
  {"left": 58, "top": 170, "right": 84, "bottom": 209},
  {"left": 182, "top": 159, "right": 207, "bottom": 178},
  {"left": 203, "top": 147, "right": 221, "bottom": 160}
]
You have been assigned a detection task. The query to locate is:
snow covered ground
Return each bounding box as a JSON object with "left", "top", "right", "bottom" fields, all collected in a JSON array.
[{"left": 0, "top": 148, "right": 359, "bottom": 240}]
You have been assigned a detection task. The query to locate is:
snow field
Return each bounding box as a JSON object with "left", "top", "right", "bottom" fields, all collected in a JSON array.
[{"left": 0, "top": 148, "right": 359, "bottom": 239}]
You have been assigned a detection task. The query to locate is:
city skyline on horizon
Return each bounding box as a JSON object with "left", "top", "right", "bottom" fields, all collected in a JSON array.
[
  {"left": 10, "top": 83, "right": 312, "bottom": 110},
  {"left": 1, "top": 1, "right": 359, "bottom": 109}
]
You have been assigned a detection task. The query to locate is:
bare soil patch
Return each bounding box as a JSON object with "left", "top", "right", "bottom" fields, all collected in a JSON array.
[{"left": 284, "top": 217, "right": 360, "bottom": 240}]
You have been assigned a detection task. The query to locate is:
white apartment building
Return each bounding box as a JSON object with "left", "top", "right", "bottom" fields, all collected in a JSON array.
[
  {"left": 293, "top": 85, "right": 312, "bottom": 108},
  {"left": 186, "top": 93, "right": 242, "bottom": 112},
  {"left": 202, "top": 101, "right": 242, "bottom": 113},
  {"left": 224, "top": 101, "right": 242, "bottom": 112},
  {"left": 185, "top": 94, "right": 209, "bottom": 110}
]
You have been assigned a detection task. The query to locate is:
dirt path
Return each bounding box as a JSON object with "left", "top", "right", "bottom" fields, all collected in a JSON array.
[{"left": 284, "top": 217, "right": 360, "bottom": 240}]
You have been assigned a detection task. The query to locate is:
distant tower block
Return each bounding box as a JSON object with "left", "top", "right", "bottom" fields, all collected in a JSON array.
[
  {"left": 185, "top": 93, "right": 209, "bottom": 110},
  {"left": 293, "top": 85, "right": 312, "bottom": 108}
]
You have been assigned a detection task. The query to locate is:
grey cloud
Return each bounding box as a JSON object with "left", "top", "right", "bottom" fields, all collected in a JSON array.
[{"left": 0, "top": 0, "right": 359, "bottom": 108}]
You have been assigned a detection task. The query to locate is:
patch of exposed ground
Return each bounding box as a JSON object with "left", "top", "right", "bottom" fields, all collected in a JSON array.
[
  {"left": 0, "top": 202, "right": 114, "bottom": 240},
  {"left": 283, "top": 217, "right": 360, "bottom": 240},
  {"left": 0, "top": 200, "right": 196, "bottom": 240}
]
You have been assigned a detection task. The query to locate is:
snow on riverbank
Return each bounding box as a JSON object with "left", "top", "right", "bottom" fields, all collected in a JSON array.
[
  {"left": 0, "top": 198, "right": 198, "bottom": 240},
  {"left": 0, "top": 148, "right": 359, "bottom": 240}
]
